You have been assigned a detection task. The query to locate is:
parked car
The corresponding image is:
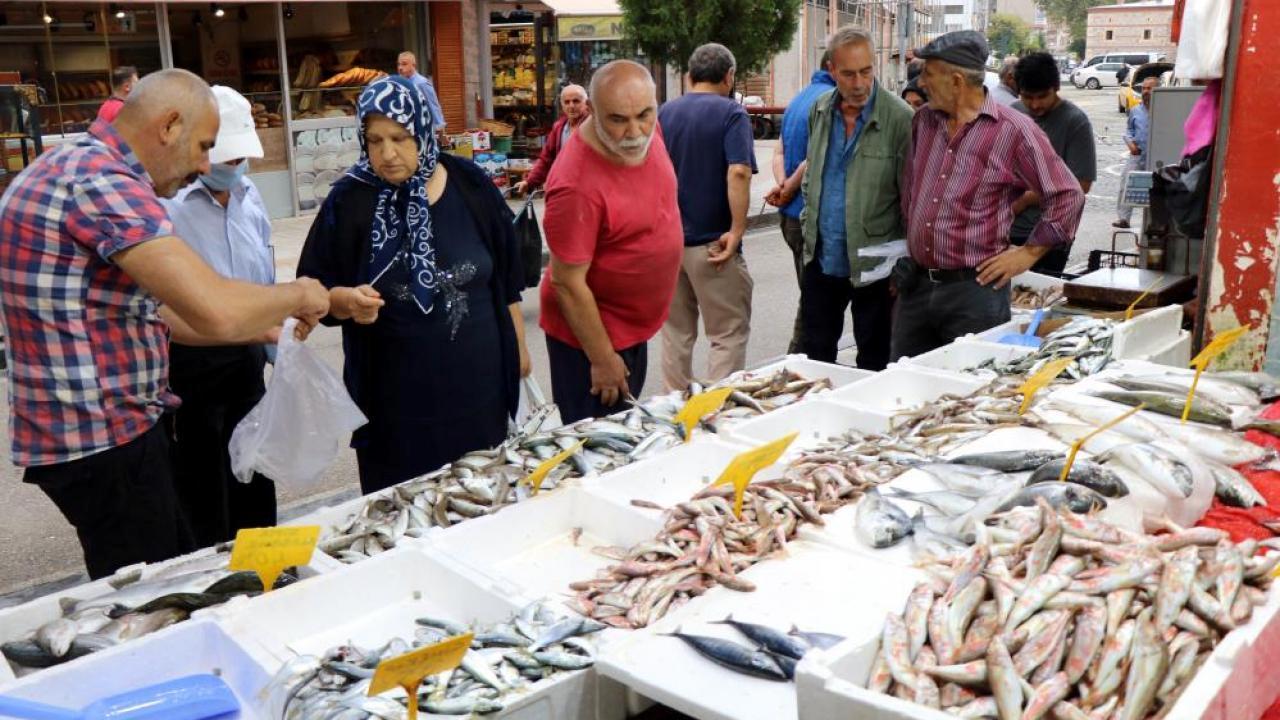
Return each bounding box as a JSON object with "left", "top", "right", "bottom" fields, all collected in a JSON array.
[
  {"left": 1117, "top": 61, "right": 1177, "bottom": 113},
  {"left": 1072, "top": 62, "right": 1126, "bottom": 89},
  {"left": 1083, "top": 51, "right": 1166, "bottom": 67}
]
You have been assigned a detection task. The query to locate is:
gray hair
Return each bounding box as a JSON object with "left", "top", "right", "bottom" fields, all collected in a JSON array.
[
  {"left": 561, "top": 83, "right": 587, "bottom": 101},
  {"left": 688, "top": 43, "right": 736, "bottom": 84},
  {"left": 935, "top": 60, "right": 986, "bottom": 88},
  {"left": 999, "top": 56, "right": 1018, "bottom": 80},
  {"left": 827, "top": 27, "right": 874, "bottom": 57}
]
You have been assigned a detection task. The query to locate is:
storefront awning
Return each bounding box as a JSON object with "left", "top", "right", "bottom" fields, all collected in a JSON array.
[
  {"left": 543, "top": 0, "right": 624, "bottom": 41},
  {"left": 540, "top": 0, "right": 621, "bottom": 17}
]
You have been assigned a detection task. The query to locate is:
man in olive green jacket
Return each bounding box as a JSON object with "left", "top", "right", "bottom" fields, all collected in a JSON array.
[{"left": 797, "top": 27, "right": 912, "bottom": 370}]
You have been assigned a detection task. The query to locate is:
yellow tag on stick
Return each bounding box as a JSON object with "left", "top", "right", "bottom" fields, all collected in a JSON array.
[
  {"left": 674, "top": 387, "right": 734, "bottom": 442},
  {"left": 1017, "top": 356, "right": 1075, "bottom": 415},
  {"left": 369, "top": 633, "right": 474, "bottom": 719},
  {"left": 712, "top": 432, "right": 799, "bottom": 517},
  {"left": 1183, "top": 325, "right": 1250, "bottom": 423},
  {"left": 228, "top": 525, "right": 319, "bottom": 593},
  {"left": 521, "top": 440, "right": 585, "bottom": 495},
  {"left": 1124, "top": 276, "right": 1167, "bottom": 321},
  {"left": 1059, "top": 403, "right": 1145, "bottom": 482}
]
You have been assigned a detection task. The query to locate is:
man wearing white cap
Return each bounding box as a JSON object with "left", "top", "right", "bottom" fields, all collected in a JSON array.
[{"left": 161, "top": 86, "right": 279, "bottom": 545}]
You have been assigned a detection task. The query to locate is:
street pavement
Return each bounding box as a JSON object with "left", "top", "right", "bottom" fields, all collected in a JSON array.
[{"left": 0, "top": 86, "right": 1142, "bottom": 599}]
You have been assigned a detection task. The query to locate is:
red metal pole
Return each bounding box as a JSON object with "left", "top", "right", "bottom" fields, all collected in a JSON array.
[{"left": 1201, "top": 0, "right": 1280, "bottom": 369}]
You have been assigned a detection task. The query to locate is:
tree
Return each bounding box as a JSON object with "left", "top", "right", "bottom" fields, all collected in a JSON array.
[
  {"left": 987, "top": 13, "right": 1034, "bottom": 56},
  {"left": 1037, "top": 0, "right": 1109, "bottom": 54},
  {"left": 617, "top": 0, "right": 802, "bottom": 75}
]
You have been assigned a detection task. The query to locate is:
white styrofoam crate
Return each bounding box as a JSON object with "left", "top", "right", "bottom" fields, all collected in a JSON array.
[
  {"left": 581, "top": 438, "right": 751, "bottom": 518},
  {"left": 598, "top": 541, "right": 921, "bottom": 720},
  {"left": 0, "top": 619, "right": 273, "bottom": 718},
  {"left": 720, "top": 400, "right": 891, "bottom": 458},
  {"left": 1011, "top": 270, "right": 1064, "bottom": 293},
  {"left": 899, "top": 338, "right": 1034, "bottom": 376},
  {"left": 428, "top": 487, "right": 665, "bottom": 606},
  {"left": 735, "top": 354, "right": 874, "bottom": 390},
  {"left": 219, "top": 545, "right": 624, "bottom": 720},
  {"left": 824, "top": 366, "right": 989, "bottom": 427},
  {"left": 1136, "top": 328, "right": 1192, "bottom": 367},
  {"left": 1113, "top": 304, "right": 1184, "bottom": 360}
]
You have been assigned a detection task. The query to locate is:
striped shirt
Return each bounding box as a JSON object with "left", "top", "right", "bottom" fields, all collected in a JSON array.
[
  {"left": 0, "top": 119, "right": 177, "bottom": 467},
  {"left": 903, "top": 94, "right": 1085, "bottom": 270}
]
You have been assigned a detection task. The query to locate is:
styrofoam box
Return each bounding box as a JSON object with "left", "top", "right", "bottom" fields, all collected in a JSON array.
[
  {"left": 598, "top": 541, "right": 921, "bottom": 720},
  {"left": 899, "top": 338, "right": 1034, "bottom": 376},
  {"left": 582, "top": 438, "right": 753, "bottom": 518},
  {"left": 0, "top": 546, "right": 329, "bottom": 682},
  {"left": 1012, "top": 270, "right": 1063, "bottom": 293},
  {"left": 1112, "top": 304, "right": 1183, "bottom": 360},
  {"left": 0, "top": 619, "right": 274, "bottom": 718},
  {"left": 1136, "top": 328, "right": 1192, "bottom": 367},
  {"left": 825, "top": 366, "right": 989, "bottom": 426},
  {"left": 428, "top": 487, "right": 666, "bottom": 605},
  {"left": 219, "top": 546, "right": 624, "bottom": 720},
  {"left": 731, "top": 354, "right": 874, "bottom": 390},
  {"left": 720, "top": 399, "right": 891, "bottom": 458}
]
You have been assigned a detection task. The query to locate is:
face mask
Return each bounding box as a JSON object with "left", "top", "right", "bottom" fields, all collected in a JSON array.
[{"left": 200, "top": 160, "right": 248, "bottom": 192}]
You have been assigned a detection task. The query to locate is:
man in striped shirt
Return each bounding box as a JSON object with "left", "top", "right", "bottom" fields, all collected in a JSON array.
[{"left": 890, "top": 31, "right": 1085, "bottom": 360}]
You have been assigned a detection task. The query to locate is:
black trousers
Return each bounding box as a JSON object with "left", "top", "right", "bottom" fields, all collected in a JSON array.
[
  {"left": 547, "top": 335, "right": 647, "bottom": 424},
  {"left": 1009, "top": 235, "right": 1071, "bottom": 275},
  {"left": 779, "top": 214, "right": 806, "bottom": 354},
  {"left": 799, "top": 261, "right": 893, "bottom": 370},
  {"left": 25, "top": 422, "right": 195, "bottom": 579},
  {"left": 169, "top": 343, "right": 277, "bottom": 547},
  {"left": 890, "top": 273, "right": 1011, "bottom": 361}
]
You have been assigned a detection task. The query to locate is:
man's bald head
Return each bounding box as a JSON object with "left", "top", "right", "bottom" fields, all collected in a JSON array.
[
  {"left": 115, "top": 69, "right": 219, "bottom": 198},
  {"left": 588, "top": 60, "right": 654, "bottom": 107},
  {"left": 584, "top": 61, "right": 657, "bottom": 165},
  {"left": 397, "top": 52, "right": 418, "bottom": 78}
]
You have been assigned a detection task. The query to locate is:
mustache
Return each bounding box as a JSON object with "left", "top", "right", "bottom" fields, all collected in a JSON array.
[{"left": 617, "top": 134, "right": 651, "bottom": 150}]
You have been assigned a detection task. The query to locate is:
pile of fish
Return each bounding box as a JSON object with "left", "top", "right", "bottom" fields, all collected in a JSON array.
[
  {"left": 706, "top": 368, "right": 835, "bottom": 421},
  {"left": 1011, "top": 284, "right": 1064, "bottom": 311},
  {"left": 265, "top": 602, "right": 601, "bottom": 719},
  {"left": 2, "top": 555, "right": 296, "bottom": 675},
  {"left": 318, "top": 414, "right": 685, "bottom": 563},
  {"left": 869, "top": 501, "right": 1276, "bottom": 719},
  {"left": 568, "top": 468, "right": 873, "bottom": 629},
  {"left": 971, "top": 317, "right": 1116, "bottom": 379},
  {"left": 664, "top": 616, "right": 843, "bottom": 681}
]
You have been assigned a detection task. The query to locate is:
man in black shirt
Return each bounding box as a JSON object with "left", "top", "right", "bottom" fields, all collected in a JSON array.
[{"left": 1009, "top": 52, "right": 1097, "bottom": 275}]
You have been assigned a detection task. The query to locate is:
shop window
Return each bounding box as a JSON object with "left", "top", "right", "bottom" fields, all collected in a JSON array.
[
  {"left": 1143, "top": 29, "right": 1152, "bottom": 40},
  {"left": 166, "top": 3, "right": 289, "bottom": 173},
  {"left": 0, "top": 2, "right": 162, "bottom": 138}
]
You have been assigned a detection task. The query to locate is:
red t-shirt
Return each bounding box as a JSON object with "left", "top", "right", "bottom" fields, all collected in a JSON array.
[
  {"left": 539, "top": 131, "right": 683, "bottom": 351},
  {"left": 96, "top": 97, "right": 124, "bottom": 123}
]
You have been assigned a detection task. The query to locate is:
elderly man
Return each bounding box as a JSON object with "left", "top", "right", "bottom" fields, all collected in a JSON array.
[
  {"left": 658, "top": 43, "right": 756, "bottom": 390},
  {"left": 160, "top": 86, "right": 279, "bottom": 546},
  {"left": 540, "top": 61, "right": 683, "bottom": 423},
  {"left": 0, "top": 69, "right": 329, "bottom": 578},
  {"left": 992, "top": 56, "right": 1019, "bottom": 106},
  {"left": 794, "top": 27, "right": 912, "bottom": 371},
  {"left": 397, "top": 51, "right": 446, "bottom": 131},
  {"left": 765, "top": 51, "right": 835, "bottom": 353},
  {"left": 95, "top": 65, "right": 137, "bottom": 123},
  {"left": 1115, "top": 76, "right": 1157, "bottom": 229},
  {"left": 891, "top": 31, "right": 1084, "bottom": 361},
  {"left": 1011, "top": 52, "right": 1097, "bottom": 274},
  {"left": 515, "top": 84, "right": 588, "bottom": 195}
]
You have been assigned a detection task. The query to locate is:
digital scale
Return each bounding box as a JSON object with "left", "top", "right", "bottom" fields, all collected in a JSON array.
[{"left": 1121, "top": 170, "right": 1153, "bottom": 207}]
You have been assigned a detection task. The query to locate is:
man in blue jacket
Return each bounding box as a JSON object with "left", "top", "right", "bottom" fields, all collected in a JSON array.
[{"left": 766, "top": 54, "right": 835, "bottom": 353}]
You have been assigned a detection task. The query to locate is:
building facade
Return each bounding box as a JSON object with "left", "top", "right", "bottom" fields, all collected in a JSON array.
[{"left": 1085, "top": 0, "right": 1175, "bottom": 62}]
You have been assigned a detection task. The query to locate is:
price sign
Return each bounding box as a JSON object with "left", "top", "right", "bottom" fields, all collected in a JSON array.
[
  {"left": 674, "top": 387, "right": 734, "bottom": 442},
  {"left": 712, "top": 432, "right": 799, "bottom": 517},
  {"left": 1058, "top": 404, "right": 1145, "bottom": 482},
  {"left": 1183, "top": 325, "right": 1250, "bottom": 423},
  {"left": 228, "top": 525, "right": 319, "bottom": 593},
  {"left": 1017, "top": 356, "right": 1075, "bottom": 415},
  {"left": 521, "top": 440, "right": 585, "bottom": 495},
  {"left": 369, "top": 633, "right": 474, "bottom": 719}
]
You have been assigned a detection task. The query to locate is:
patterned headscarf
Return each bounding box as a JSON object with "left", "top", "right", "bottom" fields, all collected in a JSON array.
[{"left": 346, "top": 75, "right": 439, "bottom": 315}]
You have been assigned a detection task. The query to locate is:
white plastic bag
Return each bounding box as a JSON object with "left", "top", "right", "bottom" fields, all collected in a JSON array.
[
  {"left": 858, "top": 239, "right": 908, "bottom": 284},
  {"left": 229, "top": 319, "right": 367, "bottom": 490},
  {"left": 1174, "top": 0, "right": 1231, "bottom": 80},
  {"left": 512, "top": 375, "right": 561, "bottom": 434}
]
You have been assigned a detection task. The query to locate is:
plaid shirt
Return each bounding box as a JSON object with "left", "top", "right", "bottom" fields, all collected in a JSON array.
[
  {"left": 0, "top": 119, "right": 177, "bottom": 467},
  {"left": 903, "top": 94, "right": 1085, "bottom": 269}
]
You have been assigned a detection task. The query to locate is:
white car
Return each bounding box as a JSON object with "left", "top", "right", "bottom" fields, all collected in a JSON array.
[{"left": 1071, "top": 62, "right": 1127, "bottom": 90}]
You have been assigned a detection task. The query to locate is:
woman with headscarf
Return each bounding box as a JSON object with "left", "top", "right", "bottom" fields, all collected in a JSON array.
[{"left": 298, "top": 76, "right": 530, "bottom": 494}]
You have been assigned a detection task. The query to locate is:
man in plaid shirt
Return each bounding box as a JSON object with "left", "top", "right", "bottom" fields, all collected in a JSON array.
[{"left": 0, "top": 70, "right": 330, "bottom": 578}]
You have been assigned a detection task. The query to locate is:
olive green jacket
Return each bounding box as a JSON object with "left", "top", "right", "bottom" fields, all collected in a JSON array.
[{"left": 799, "top": 83, "right": 913, "bottom": 286}]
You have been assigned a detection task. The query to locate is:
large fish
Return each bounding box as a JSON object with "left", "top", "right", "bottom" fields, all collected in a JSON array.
[
  {"left": 664, "top": 629, "right": 788, "bottom": 681},
  {"left": 855, "top": 488, "right": 913, "bottom": 549}
]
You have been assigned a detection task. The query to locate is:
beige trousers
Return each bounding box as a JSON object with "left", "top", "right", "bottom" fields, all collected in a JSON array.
[{"left": 661, "top": 245, "right": 754, "bottom": 391}]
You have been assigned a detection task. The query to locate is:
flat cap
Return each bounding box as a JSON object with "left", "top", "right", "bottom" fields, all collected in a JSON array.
[{"left": 915, "top": 30, "right": 990, "bottom": 72}]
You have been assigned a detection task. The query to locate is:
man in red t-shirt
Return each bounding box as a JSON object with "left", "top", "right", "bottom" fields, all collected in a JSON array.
[
  {"left": 96, "top": 65, "right": 138, "bottom": 124},
  {"left": 540, "top": 61, "right": 684, "bottom": 423}
]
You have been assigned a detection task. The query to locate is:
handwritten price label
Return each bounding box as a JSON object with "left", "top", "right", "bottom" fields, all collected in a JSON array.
[
  {"left": 1017, "top": 356, "right": 1075, "bottom": 415},
  {"left": 1059, "top": 404, "right": 1145, "bottom": 482},
  {"left": 674, "top": 387, "right": 734, "bottom": 442},
  {"left": 521, "top": 440, "right": 585, "bottom": 495},
  {"left": 228, "top": 525, "right": 319, "bottom": 593},
  {"left": 369, "top": 633, "right": 474, "bottom": 719},
  {"left": 713, "top": 432, "right": 798, "bottom": 517},
  {"left": 1183, "top": 325, "right": 1250, "bottom": 423}
]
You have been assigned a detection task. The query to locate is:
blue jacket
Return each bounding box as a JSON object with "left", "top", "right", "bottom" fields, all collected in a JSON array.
[{"left": 778, "top": 70, "right": 836, "bottom": 218}]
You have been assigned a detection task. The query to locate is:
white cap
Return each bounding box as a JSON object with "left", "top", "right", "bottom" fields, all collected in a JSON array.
[{"left": 208, "top": 85, "right": 264, "bottom": 164}]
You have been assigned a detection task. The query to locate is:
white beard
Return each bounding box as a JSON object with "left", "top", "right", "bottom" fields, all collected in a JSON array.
[{"left": 599, "top": 128, "right": 654, "bottom": 161}]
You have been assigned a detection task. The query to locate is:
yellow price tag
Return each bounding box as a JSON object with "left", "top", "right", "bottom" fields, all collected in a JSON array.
[
  {"left": 674, "top": 387, "right": 735, "bottom": 442},
  {"left": 1123, "top": 276, "right": 1167, "bottom": 321},
  {"left": 1017, "top": 356, "right": 1075, "bottom": 415},
  {"left": 228, "top": 525, "right": 319, "bottom": 593},
  {"left": 369, "top": 633, "right": 474, "bottom": 719},
  {"left": 521, "top": 440, "right": 585, "bottom": 495},
  {"left": 1182, "top": 325, "right": 1250, "bottom": 423},
  {"left": 713, "top": 432, "right": 799, "bottom": 517},
  {"left": 1059, "top": 403, "right": 1145, "bottom": 482}
]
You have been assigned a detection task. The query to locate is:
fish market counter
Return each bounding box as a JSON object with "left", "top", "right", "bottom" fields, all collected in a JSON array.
[{"left": 5, "top": 303, "right": 1280, "bottom": 720}]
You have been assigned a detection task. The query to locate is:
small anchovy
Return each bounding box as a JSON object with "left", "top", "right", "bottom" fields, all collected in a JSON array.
[{"left": 663, "top": 629, "right": 789, "bottom": 681}]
